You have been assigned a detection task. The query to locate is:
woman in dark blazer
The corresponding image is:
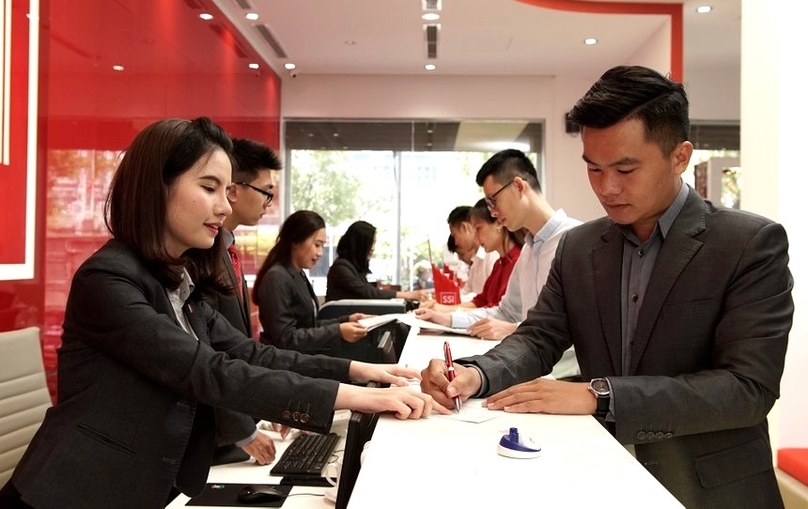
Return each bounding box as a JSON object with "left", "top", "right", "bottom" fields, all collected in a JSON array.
[
  {"left": 325, "top": 220, "right": 429, "bottom": 302},
  {"left": 0, "top": 118, "right": 438, "bottom": 509},
  {"left": 253, "top": 211, "right": 369, "bottom": 354}
]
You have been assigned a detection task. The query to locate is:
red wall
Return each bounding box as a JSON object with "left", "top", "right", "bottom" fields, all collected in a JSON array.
[{"left": 0, "top": 0, "right": 282, "bottom": 399}]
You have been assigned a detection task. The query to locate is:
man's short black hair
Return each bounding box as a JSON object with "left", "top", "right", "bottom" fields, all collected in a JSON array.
[
  {"left": 447, "top": 206, "right": 472, "bottom": 227},
  {"left": 231, "top": 138, "right": 282, "bottom": 181},
  {"left": 447, "top": 234, "right": 457, "bottom": 253},
  {"left": 475, "top": 149, "right": 541, "bottom": 192},
  {"left": 567, "top": 65, "right": 689, "bottom": 156}
]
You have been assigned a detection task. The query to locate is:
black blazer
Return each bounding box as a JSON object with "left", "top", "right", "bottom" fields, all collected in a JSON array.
[
  {"left": 255, "top": 262, "right": 348, "bottom": 353},
  {"left": 466, "top": 190, "right": 793, "bottom": 508},
  {"left": 10, "top": 240, "right": 350, "bottom": 509},
  {"left": 325, "top": 257, "right": 397, "bottom": 302},
  {"left": 200, "top": 242, "right": 259, "bottom": 447},
  {"left": 207, "top": 246, "right": 252, "bottom": 337}
]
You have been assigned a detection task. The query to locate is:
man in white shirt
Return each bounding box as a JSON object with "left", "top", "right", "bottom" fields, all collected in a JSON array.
[
  {"left": 446, "top": 206, "right": 498, "bottom": 295},
  {"left": 417, "top": 149, "right": 581, "bottom": 380}
]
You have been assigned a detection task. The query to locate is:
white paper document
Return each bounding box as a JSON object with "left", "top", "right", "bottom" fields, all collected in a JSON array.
[
  {"left": 444, "top": 399, "right": 501, "bottom": 424},
  {"left": 358, "top": 312, "right": 470, "bottom": 335}
]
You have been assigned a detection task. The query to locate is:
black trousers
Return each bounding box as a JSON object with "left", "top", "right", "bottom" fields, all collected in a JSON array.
[
  {"left": 0, "top": 479, "right": 181, "bottom": 508},
  {"left": 0, "top": 481, "right": 33, "bottom": 509}
]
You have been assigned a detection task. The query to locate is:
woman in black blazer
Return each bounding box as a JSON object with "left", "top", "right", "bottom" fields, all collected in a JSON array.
[
  {"left": 325, "top": 220, "right": 429, "bottom": 302},
  {"left": 253, "top": 211, "right": 370, "bottom": 354},
  {"left": 0, "top": 118, "right": 438, "bottom": 509}
]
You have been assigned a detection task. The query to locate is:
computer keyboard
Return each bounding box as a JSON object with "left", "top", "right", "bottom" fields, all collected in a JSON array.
[{"left": 269, "top": 433, "right": 340, "bottom": 478}]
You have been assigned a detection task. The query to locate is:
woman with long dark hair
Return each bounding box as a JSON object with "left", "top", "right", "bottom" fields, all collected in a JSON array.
[
  {"left": 325, "top": 220, "right": 429, "bottom": 302},
  {"left": 0, "top": 118, "right": 438, "bottom": 509},
  {"left": 253, "top": 211, "right": 368, "bottom": 354}
]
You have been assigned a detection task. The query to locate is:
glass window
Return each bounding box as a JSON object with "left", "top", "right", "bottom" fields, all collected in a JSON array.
[{"left": 281, "top": 120, "right": 544, "bottom": 294}]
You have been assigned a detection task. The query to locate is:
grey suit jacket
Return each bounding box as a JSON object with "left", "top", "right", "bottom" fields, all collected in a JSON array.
[
  {"left": 201, "top": 243, "right": 258, "bottom": 446},
  {"left": 11, "top": 240, "right": 350, "bottom": 509},
  {"left": 256, "top": 262, "right": 348, "bottom": 353},
  {"left": 325, "top": 257, "right": 397, "bottom": 302},
  {"left": 465, "top": 191, "right": 793, "bottom": 508}
]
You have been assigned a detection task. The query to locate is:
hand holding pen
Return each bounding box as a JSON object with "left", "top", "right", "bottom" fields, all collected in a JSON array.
[{"left": 443, "top": 341, "right": 463, "bottom": 413}]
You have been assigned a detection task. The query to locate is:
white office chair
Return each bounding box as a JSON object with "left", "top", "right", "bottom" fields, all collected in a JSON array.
[{"left": 0, "top": 326, "right": 52, "bottom": 485}]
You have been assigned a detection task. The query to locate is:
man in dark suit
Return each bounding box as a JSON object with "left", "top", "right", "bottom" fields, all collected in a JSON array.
[
  {"left": 204, "top": 138, "right": 281, "bottom": 465},
  {"left": 421, "top": 66, "right": 793, "bottom": 508}
]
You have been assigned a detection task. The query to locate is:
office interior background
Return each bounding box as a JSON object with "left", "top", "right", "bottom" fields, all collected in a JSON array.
[{"left": 0, "top": 0, "right": 804, "bottom": 462}]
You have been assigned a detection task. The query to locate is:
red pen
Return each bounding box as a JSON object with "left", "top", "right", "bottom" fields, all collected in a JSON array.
[{"left": 443, "top": 341, "right": 462, "bottom": 413}]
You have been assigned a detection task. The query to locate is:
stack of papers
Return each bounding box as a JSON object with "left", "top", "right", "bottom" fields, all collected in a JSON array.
[{"left": 358, "top": 313, "right": 468, "bottom": 335}]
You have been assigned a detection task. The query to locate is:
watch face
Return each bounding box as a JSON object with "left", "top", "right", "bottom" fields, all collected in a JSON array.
[{"left": 590, "top": 378, "right": 609, "bottom": 396}]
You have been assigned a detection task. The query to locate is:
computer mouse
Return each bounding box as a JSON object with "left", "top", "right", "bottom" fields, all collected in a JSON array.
[{"left": 236, "top": 485, "right": 285, "bottom": 504}]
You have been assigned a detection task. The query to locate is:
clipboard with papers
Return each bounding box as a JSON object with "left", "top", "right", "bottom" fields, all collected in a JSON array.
[{"left": 358, "top": 313, "right": 469, "bottom": 335}]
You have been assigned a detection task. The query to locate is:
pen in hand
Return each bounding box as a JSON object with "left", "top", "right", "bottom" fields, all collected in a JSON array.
[{"left": 443, "top": 341, "right": 462, "bottom": 413}]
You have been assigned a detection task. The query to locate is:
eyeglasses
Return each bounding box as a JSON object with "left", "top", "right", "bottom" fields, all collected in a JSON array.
[
  {"left": 236, "top": 182, "right": 274, "bottom": 205},
  {"left": 484, "top": 180, "right": 514, "bottom": 209}
]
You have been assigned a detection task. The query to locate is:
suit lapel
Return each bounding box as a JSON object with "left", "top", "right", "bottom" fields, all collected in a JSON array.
[
  {"left": 184, "top": 301, "right": 211, "bottom": 345},
  {"left": 222, "top": 251, "right": 251, "bottom": 332},
  {"left": 593, "top": 224, "right": 624, "bottom": 375},
  {"left": 628, "top": 192, "right": 706, "bottom": 374},
  {"left": 285, "top": 263, "right": 319, "bottom": 321}
]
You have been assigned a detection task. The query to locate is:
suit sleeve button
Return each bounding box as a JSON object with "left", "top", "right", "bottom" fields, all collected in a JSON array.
[{"left": 637, "top": 431, "right": 646, "bottom": 440}]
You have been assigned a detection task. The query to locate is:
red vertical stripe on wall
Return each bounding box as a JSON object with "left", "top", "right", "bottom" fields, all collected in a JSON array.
[
  {"left": 516, "top": 0, "right": 683, "bottom": 81},
  {"left": 0, "top": 0, "right": 32, "bottom": 266}
]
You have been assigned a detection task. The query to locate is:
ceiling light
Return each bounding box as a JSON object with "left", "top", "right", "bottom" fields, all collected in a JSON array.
[
  {"left": 248, "top": 63, "right": 260, "bottom": 70},
  {"left": 245, "top": 12, "right": 259, "bottom": 21},
  {"left": 199, "top": 13, "right": 213, "bottom": 21},
  {"left": 284, "top": 62, "right": 296, "bottom": 70},
  {"left": 696, "top": 5, "right": 712, "bottom": 14},
  {"left": 112, "top": 65, "right": 124, "bottom": 72},
  {"left": 584, "top": 38, "right": 598, "bottom": 45},
  {"left": 344, "top": 40, "right": 357, "bottom": 46},
  {"left": 425, "top": 64, "right": 436, "bottom": 71},
  {"left": 422, "top": 13, "right": 440, "bottom": 21}
]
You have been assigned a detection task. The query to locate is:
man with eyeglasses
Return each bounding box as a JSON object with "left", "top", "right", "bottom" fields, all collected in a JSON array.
[
  {"left": 202, "top": 137, "right": 282, "bottom": 467},
  {"left": 416, "top": 149, "right": 581, "bottom": 380}
]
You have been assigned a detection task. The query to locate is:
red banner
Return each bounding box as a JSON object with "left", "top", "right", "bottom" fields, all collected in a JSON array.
[{"left": 431, "top": 263, "right": 460, "bottom": 305}]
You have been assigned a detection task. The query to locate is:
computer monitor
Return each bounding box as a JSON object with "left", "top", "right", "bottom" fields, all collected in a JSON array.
[
  {"left": 334, "top": 380, "right": 387, "bottom": 509},
  {"left": 317, "top": 298, "right": 407, "bottom": 320},
  {"left": 327, "top": 320, "right": 409, "bottom": 363},
  {"left": 375, "top": 330, "right": 397, "bottom": 364}
]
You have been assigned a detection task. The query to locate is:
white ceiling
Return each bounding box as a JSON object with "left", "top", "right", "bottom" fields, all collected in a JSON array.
[{"left": 213, "top": 0, "right": 740, "bottom": 80}]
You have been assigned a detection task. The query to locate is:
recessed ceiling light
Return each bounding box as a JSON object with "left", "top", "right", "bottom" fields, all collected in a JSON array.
[
  {"left": 199, "top": 13, "right": 213, "bottom": 21},
  {"left": 425, "top": 64, "right": 436, "bottom": 71},
  {"left": 345, "top": 40, "right": 357, "bottom": 46},
  {"left": 584, "top": 38, "right": 598, "bottom": 45},
  {"left": 248, "top": 63, "right": 260, "bottom": 70},
  {"left": 112, "top": 65, "right": 124, "bottom": 72},
  {"left": 696, "top": 5, "right": 712, "bottom": 14},
  {"left": 422, "top": 13, "right": 440, "bottom": 21},
  {"left": 245, "top": 12, "right": 259, "bottom": 21},
  {"left": 284, "top": 62, "right": 296, "bottom": 70}
]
